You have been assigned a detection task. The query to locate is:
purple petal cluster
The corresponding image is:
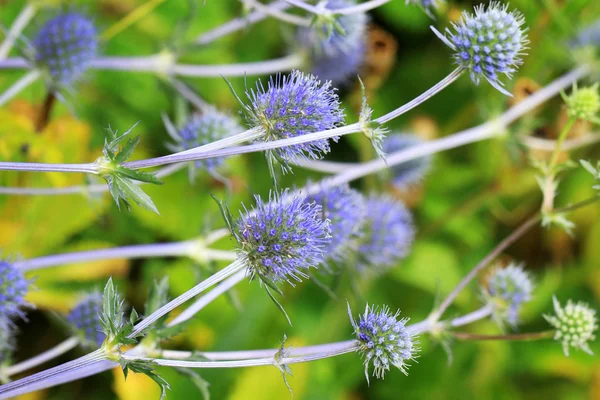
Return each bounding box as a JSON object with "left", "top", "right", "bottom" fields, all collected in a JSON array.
[
  {"left": 244, "top": 70, "right": 345, "bottom": 170},
  {"left": 307, "top": 182, "right": 365, "bottom": 262},
  {"left": 382, "top": 134, "right": 431, "bottom": 189},
  {"left": 0, "top": 260, "right": 29, "bottom": 322},
  {"left": 357, "top": 195, "right": 414, "bottom": 272},
  {"left": 350, "top": 304, "right": 417, "bottom": 379},
  {"left": 297, "top": 0, "right": 367, "bottom": 84},
  {"left": 233, "top": 190, "right": 332, "bottom": 284},
  {"left": 434, "top": 2, "right": 528, "bottom": 95},
  {"left": 486, "top": 263, "right": 533, "bottom": 326},
  {"left": 173, "top": 109, "right": 242, "bottom": 173},
  {"left": 67, "top": 293, "right": 105, "bottom": 347},
  {"left": 33, "top": 12, "right": 98, "bottom": 87}
]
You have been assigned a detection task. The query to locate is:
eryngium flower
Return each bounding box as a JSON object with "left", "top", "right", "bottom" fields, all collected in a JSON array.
[
  {"left": 350, "top": 303, "right": 417, "bottom": 380},
  {"left": 32, "top": 12, "right": 98, "bottom": 87},
  {"left": 243, "top": 70, "right": 345, "bottom": 170},
  {"left": 233, "top": 190, "right": 331, "bottom": 284},
  {"left": 432, "top": 2, "right": 528, "bottom": 95},
  {"left": 382, "top": 134, "right": 431, "bottom": 189},
  {"left": 406, "top": 0, "right": 444, "bottom": 18},
  {"left": 561, "top": 83, "right": 600, "bottom": 123},
  {"left": 169, "top": 108, "right": 243, "bottom": 174},
  {"left": 307, "top": 182, "right": 365, "bottom": 262},
  {"left": 68, "top": 293, "right": 105, "bottom": 347},
  {"left": 357, "top": 195, "right": 414, "bottom": 272},
  {"left": 297, "top": 0, "right": 367, "bottom": 84},
  {"left": 0, "top": 260, "right": 29, "bottom": 321},
  {"left": 544, "top": 297, "right": 598, "bottom": 356},
  {"left": 485, "top": 263, "right": 533, "bottom": 326},
  {"left": 569, "top": 19, "right": 600, "bottom": 49}
]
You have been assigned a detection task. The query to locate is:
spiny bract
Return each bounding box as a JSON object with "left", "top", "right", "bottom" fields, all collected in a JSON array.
[
  {"left": 297, "top": 0, "right": 368, "bottom": 84},
  {"left": 432, "top": 2, "right": 528, "bottom": 96},
  {"left": 68, "top": 293, "right": 106, "bottom": 347},
  {"left": 233, "top": 190, "right": 332, "bottom": 284},
  {"left": 306, "top": 182, "right": 365, "bottom": 262},
  {"left": 562, "top": 83, "right": 600, "bottom": 123},
  {"left": 486, "top": 263, "right": 533, "bottom": 327},
  {"left": 382, "top": 134, "right": 431, "bottom": 189},
  {"left": 170, "top": 108, "right": 243, "bottom": 173},
  {"left": 32, "top": 12, "right": 98, "bottom": 88},
  {"left": 0, "top": 260, "right": 29, "bottom": 322},
  {"left": 350, "top": 303, "right": 417, "bottom": 380},
  {"left": 544, "top": 297, "right": 598, "bottom": 357},
  {"left": 243, "top": 70, "right": 345, "bottom": 171},
  {"left": 356, "top": 195, "right": 414, "bottom": 272}
]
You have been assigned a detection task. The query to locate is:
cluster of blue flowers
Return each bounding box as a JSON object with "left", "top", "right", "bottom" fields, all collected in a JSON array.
[
  {"left": 67, "top": 293, "right": 105, "bottom": 347},
  {"left": 32, "top": 12, "right": 98, "bottom": 88},
  {"left": 485, "top": 263, "right": 533, "bottom": 327}
]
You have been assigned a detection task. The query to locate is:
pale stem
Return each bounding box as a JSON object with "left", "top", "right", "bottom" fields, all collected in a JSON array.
[
  {"left": 0, "top": 57, "right": 28, "bottom": 69},
  {"left": 4, "top": 337, "right": 80, "bottom": 377},
  {"left": 169, "top": 78, "right": 211, "bottom": 112},
  {"left": 130, "top": 260, "right": 245, "bottom": 337},
  {"left": 523, "top": 131, "right": 600, "bottom": 151},
  {"left": 0, "top": 4, "right": 37, "bottom": 60},
  {"left": 333, "top": 0, "right": 391, "bottom": 15},
  {"left": 0, "top": 160, "right": 97, "bottom": 174},
  {"left": 245, "top": 0, "right": 312, "bottom": 26},
  {"left": 293, "top": 159, "right": 356, "bottom": 174},
  {"left": 168, "top": 270, "right": 247, "bottom": 326},
  {"left": 171, "top": 53, "right": 304, "bottom": 77},
  {"left": 195, "top": 1, "right": 292, "bottom": 45},
  {"left": 15, "top": 241, "right": 198, "bottom": 272},
  {"left": 0, "top": 69, "right": 41, "bottom": 107}
]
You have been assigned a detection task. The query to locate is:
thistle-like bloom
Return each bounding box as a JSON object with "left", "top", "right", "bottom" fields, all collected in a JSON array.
[
  {"left": 307, "top": 183, "right": 366, "bottom": 262},
  {"left": 68, "top": 293, "right": 105, "bottom": 347},
  {"left": 561, "top": 83, "right": 600, "bottom": 123},
  {"left": 569, "top": 19, "right": 600, "bottom": 49},
  {"left": 349, "top": 303, "right": 417, "bottom": 380},
  {"left": 168, "top": 109, "right": 243, "bottom": 174},
  {"left": 356, "top": 195, "right": 415, "bottom": 272},
  {"left": 0, "top": 260, "right": 29, "bottom": 321},
  {"left": 485, "top": 263, "right": 533, "bottom": 327},
  {"left": 243, "top": 70, "right": 345, "bottom": 171},
  {"left": 297, "top": 0, "right": 368, "bottom": 84},
  {"left": 32, "top": 12, "right": 98, "bottom": 88},
  {"left": 233, "top": 190, "right": 332, "bottom": 284},
  {"left": 382, "top": 134, "right": 431, "bottom": 189},
  {"left": 544, "top": 297, "right": 598, "bottom": 356},
  {"left": 432, "top": 2, "right": 528, "bottom": 95},
  {"left": 406, "top": 0, "right": 444, "bottom": 18}
]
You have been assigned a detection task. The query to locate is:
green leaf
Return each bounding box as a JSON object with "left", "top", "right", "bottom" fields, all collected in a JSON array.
[
  {"left": 174, "top": 367, "right": 211, "bottom": 400},
  {"left": 145, "top": 278, "right": 171, "bottom": 316},
  {"left": 210, "top": 194, "right": 237, "bottom": 240},
  {"left": 122, "top": 358, "right": 171, "bottom": 400},
  {"left": 115, "top": 175, "right": 160, "bottom": 214}
]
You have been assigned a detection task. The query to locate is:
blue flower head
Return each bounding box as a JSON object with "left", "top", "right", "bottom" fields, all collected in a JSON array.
[
  {"left": 485, "top": 263, "right": 533, "bottom": 327},
  {"left": 406, "top": 0, "right": 444, "bottom": 18},
  {"left": 233, "top": 190, "right": 332, "bottom": 284},
  {"left": 569, "top": 19, "right": 600, "bottom": 50},
  {"left": 68, "top": 293, "right": 105, "bottom": 347},
  {"left": 432, "top": 2, "right": 528, "bottom": 96},
  {"left": 243, "top": 70, "right": 345, "bottom": 172},
  {"left": 349, "top": 303, "right": 417, "bottom": 380},
  {"left": 32, "top": 12, "right": 98, "bottom": 88},
  {"left": 382, "top": 134, "right": 431, "bottom": 189},
  {"left": 356, "top": 195, "right": 415, "bottom": 272},
  {"left": 307, "top": 182, "right": 366, "bottom": 262},
  {"left": 297, "top": 0, "right": 368, "bottom": 84},
  {"left": 168, "top": 108, "right": 243, "bottom": 176},
  {"left": 0, "top": 260, "right": 29, "bottom": 322}
]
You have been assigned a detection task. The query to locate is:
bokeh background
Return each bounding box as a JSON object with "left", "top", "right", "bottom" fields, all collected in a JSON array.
[{"left": 1, "top": 0, "right": 600, "bottom": 399}]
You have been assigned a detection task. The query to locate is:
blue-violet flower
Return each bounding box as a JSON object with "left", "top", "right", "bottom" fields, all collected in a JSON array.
[
  {"left": 0, "top": 260, "right": 29, "bottom": 322},
  {"left": 485, "top": 262, "right": 533, "bottom": 327},
  {"left": 68, "top": 293, "right": 105, "bottom": 347},
  {"left": 382, "top": 134, "right": 431, "bottom": 189}
]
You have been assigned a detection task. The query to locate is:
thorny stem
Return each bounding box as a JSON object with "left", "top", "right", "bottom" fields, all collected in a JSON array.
[{"left": 451, "top": 330, "right": 555, "bottom": 341}]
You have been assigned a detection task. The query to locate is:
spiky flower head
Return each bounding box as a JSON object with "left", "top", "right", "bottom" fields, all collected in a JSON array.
[
  {"left": 242, "top": 70, "right": 345, "bottom": 171},
  {"left": 356, "top": 195, "right": 414, "bottom": 272},
  {"left": 485, "top": 263, "right": 533, "bottom": 327},
  {"left": 168, "top": 108, "right": 243, "bottom": 175},
  {"left": 297, "top": 0, "right": 368, "bottom": 84},
  {"left": 68, "top": 293, "right": 105, "bottom": 347},
  {"left": 232, "top": 190, "right": 331, "bottom": 284},
  {"left": 32, "top": 12, "right": 98, "bottom": 88},
  {"left": 0, "top": 260, "right": 29, "bottom": 321},
  {"left": 544, "top": 297, "right": 598, "bottom": 357},
  {"left": 382, "top": 134, "right": 431, "bottom": 189},
  {"left": 432, "top": 2, "right": 528, "bottom": 96},
  {"left": 306, "top": 182, "right": 365, "bottom": 262},
  {"left": 349, "top": 303, "right": 417, "bottom": 380},
  {"left": 561, "top": 83, "right": 600, "bottom": 123},
  {"left": 406, "top": 0, "right": 445, "bottom": 18}
]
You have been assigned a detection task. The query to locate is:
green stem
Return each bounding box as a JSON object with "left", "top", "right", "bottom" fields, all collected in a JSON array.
[
  {"left": 542, "top": 116, "right": 576, "bottom": 213},
  {"left": 549, "top": 117, "right": 576, "bottom": 168}
]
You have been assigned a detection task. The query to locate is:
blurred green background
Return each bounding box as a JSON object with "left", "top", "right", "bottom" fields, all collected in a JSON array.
[{"left": 1, "top": 0, "right": 600, "bottom": 399}]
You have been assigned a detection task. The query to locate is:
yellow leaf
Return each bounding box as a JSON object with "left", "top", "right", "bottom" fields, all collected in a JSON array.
[{"left": 25, "top": 288, "right": 79, "bottom": 312}]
